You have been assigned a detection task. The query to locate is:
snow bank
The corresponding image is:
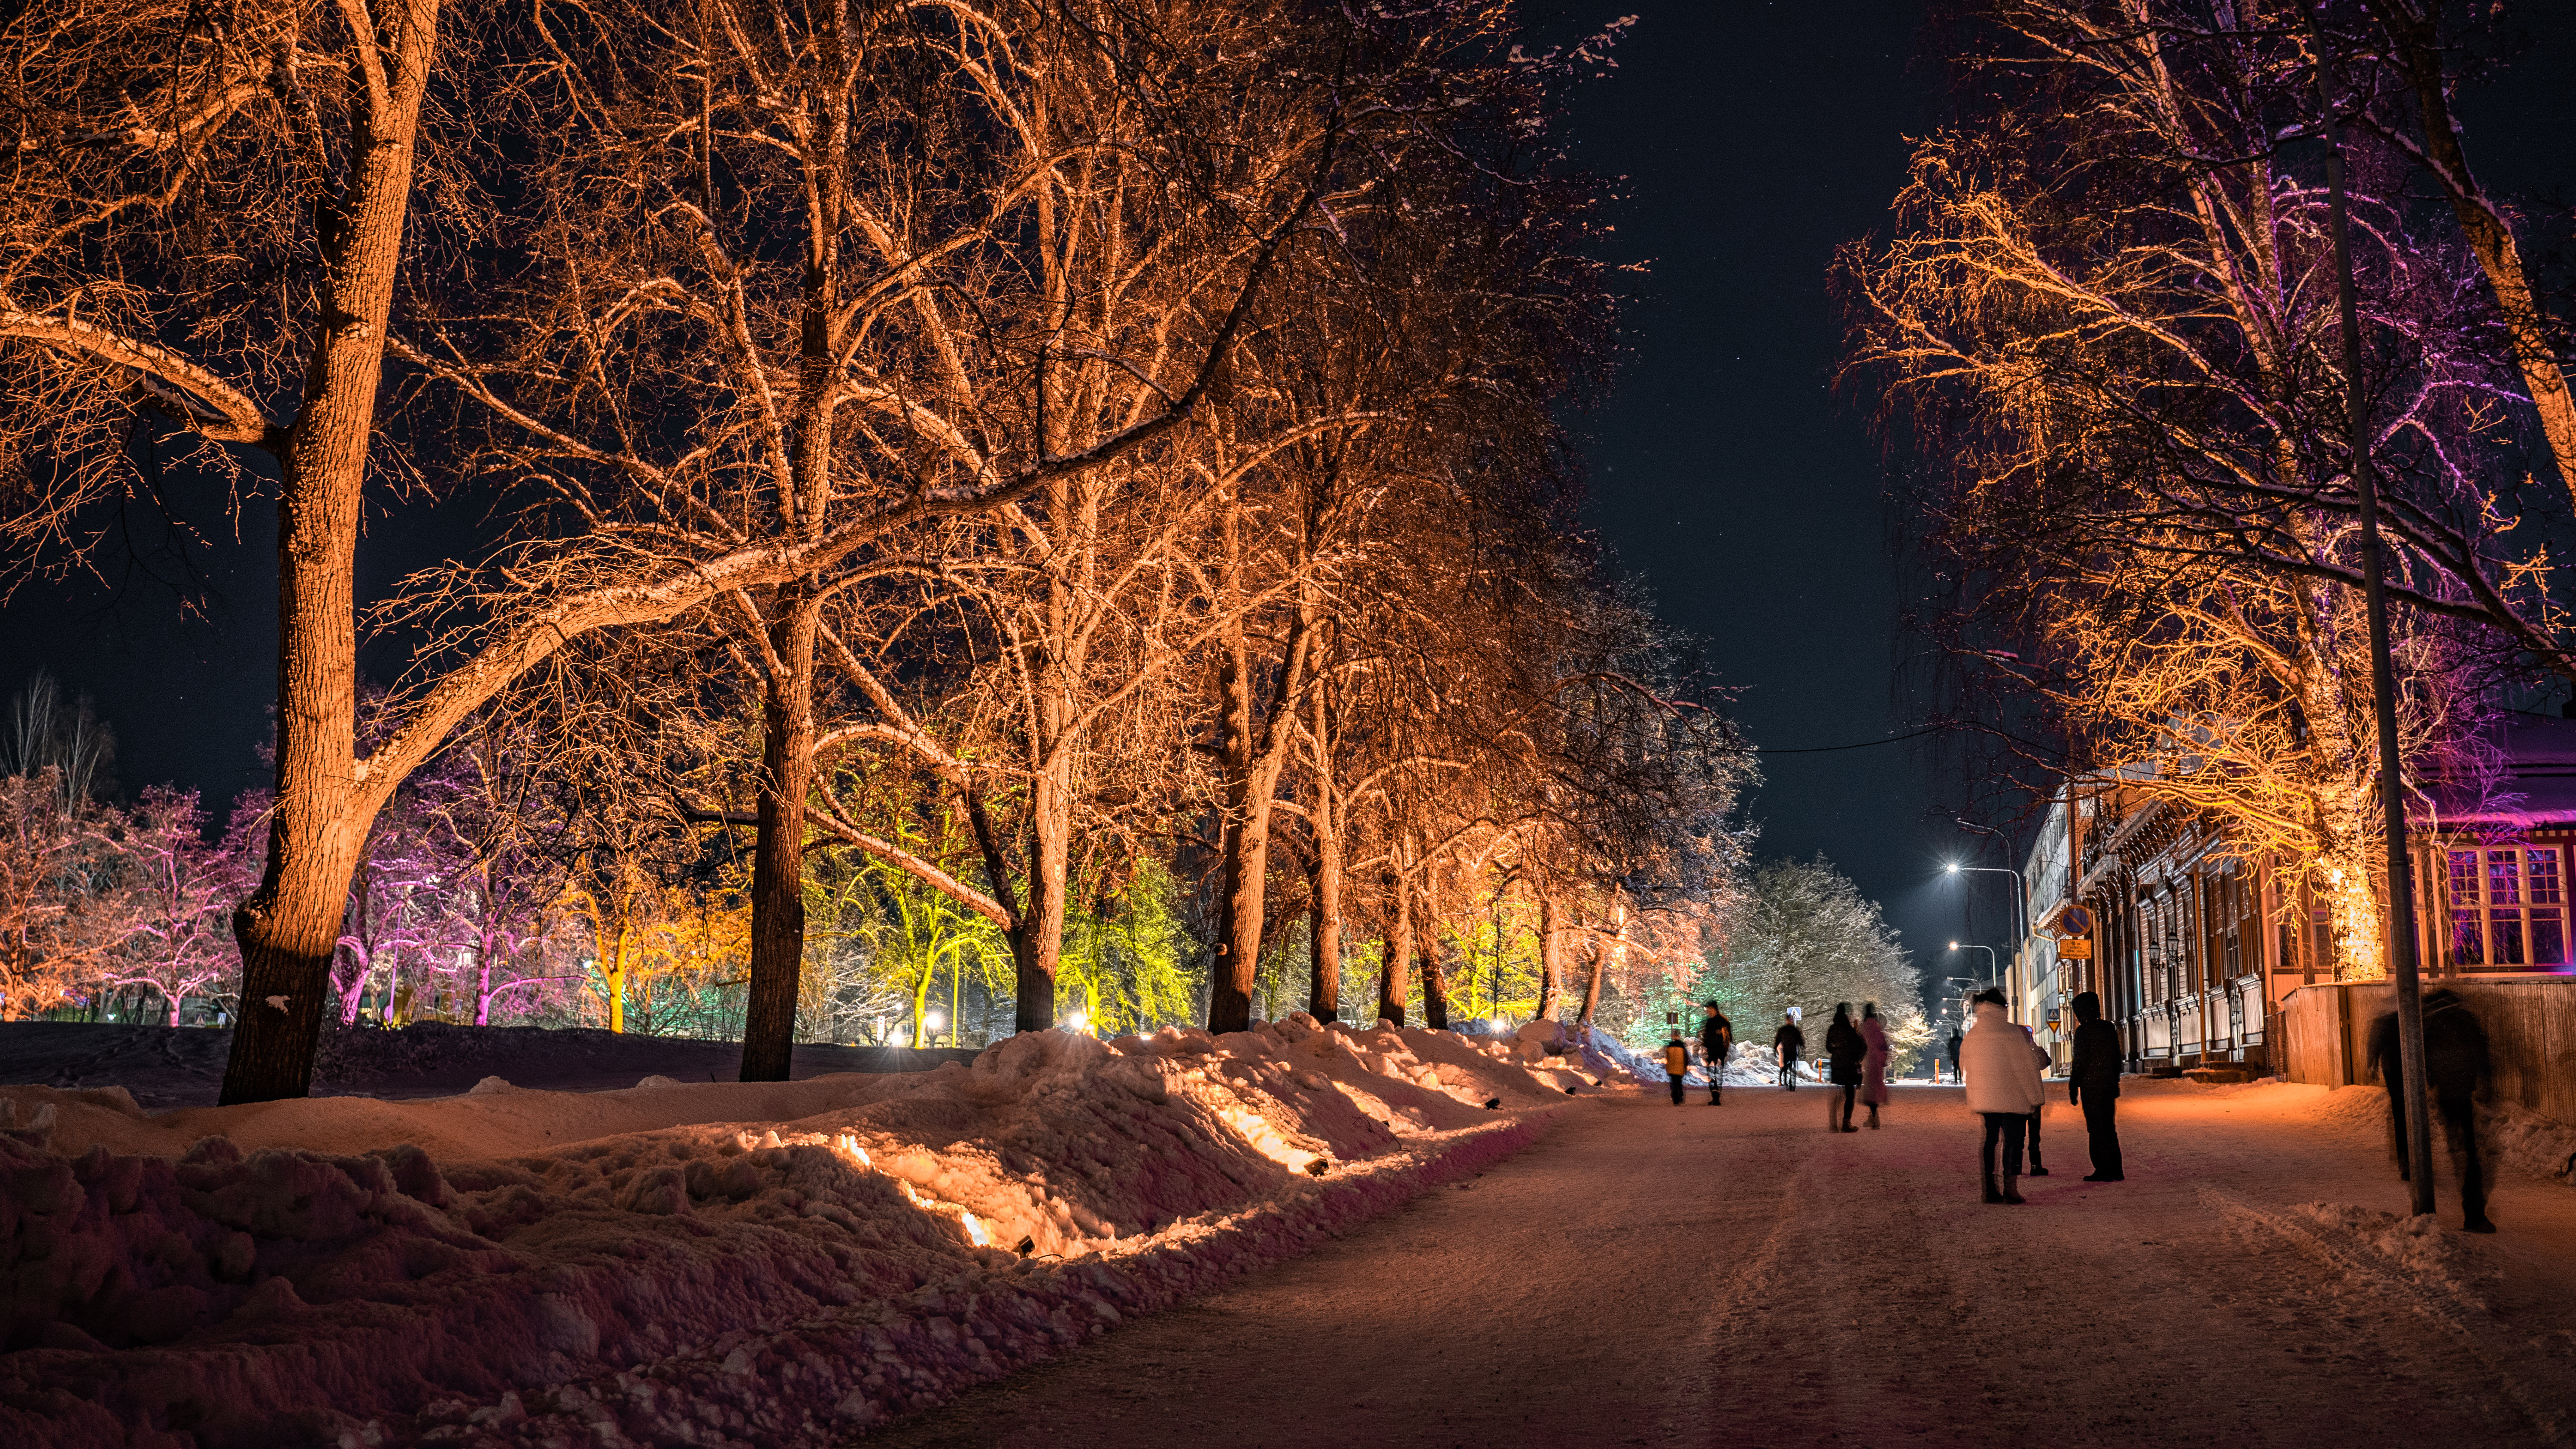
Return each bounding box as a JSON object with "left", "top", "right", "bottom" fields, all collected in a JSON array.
[{"left": 0, "top": 1017, "right": 1569, "bottom": 1448}]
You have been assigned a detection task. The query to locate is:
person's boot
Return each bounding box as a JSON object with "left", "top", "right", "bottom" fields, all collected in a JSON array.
[
  {"left": 1866, "top": 1107, "right": 1880, "bottom": 1130},
  {"left": 1982, "top": 1170, "right": 2005, "bottom": 1205},
  {"left": 2001, "top": 1173, "right": 2026, "bottom": 1205}
]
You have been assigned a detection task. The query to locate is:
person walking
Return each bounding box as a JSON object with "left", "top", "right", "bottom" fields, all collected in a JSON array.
[
  {"left": 1962, "top": 988, "right": 2044, "bottom": 1203},
  {"left": 1945, "top": 1026, "right": 1963, "bottom": 1085},
  {"left": 1824, "top": 1003, "right": 1866, "bottom": 1131},
  {"left": 2067, "top": 990, "right": 2123, "bottom": 1181},
  {"left": 1663, "top": 1034, "right": 1691, "bottom": 1107},
  {"left": 2367, "top": 988, "right": 2496, "bottom": 1232},
  {"left": 1774, "top": 1010, "right": 1806, "bottom": 1090},
  {"left": 1700, "top": 1003, "right": 1733, "bottom": 1105},
  {"left": 1859, "top": 1001, "right": 1892, "bottom": 1129}
]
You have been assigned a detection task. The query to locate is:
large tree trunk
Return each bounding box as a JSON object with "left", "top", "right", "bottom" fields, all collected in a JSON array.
[
  {"left": 1306, "top": 692, "right": 1343, "bottom": 1022},
  {"left": 219, "top": 3, "right": 441, "bottom": 1107},
  {"left": 1376, "top": 867, "right": 1411, "bottom": 1027},
  {"left": 1578, "top": 936, "right": 1606, "bottom": 1025},
  {"left": 741, "top": 590, "right": 820, "bottom": 1081},
  {"left": 1307, "top": 850, "right": 1343, "bottom": 1024},
  {"left": 1417, "top": 906, "right": 1449, "bottom": 1030},
  {"left": 1580, "top": 897, "right": 1626, "bottom": 1027},
  {"left": 1010, "top": 766, "right": 1071, "bottom": 1033},
  {"left": 1534, "top": 892, "right": 1561, "bottom": 1024},
  {"left": 1208, "top": 600, "right": 1312, "bottom": 1033}
]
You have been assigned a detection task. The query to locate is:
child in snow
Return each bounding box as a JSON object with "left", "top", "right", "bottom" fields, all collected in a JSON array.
[{"left": 1665, "top": 1036, "right": 1691, "bottom": 1105}]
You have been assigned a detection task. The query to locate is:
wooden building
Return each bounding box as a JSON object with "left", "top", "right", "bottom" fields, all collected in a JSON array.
[{"left": 2015, "top": 712, "right": 2576, "bottom": 1077}]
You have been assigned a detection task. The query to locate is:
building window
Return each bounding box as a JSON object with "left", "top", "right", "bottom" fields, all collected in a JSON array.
[{"left": 2447, "top": 846, "right": 2567, "bottom": 969}]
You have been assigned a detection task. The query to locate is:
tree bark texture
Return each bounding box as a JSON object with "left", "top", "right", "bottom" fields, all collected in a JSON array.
[
  {"left": 1534, "top": 892, "right": 1562, "bottom": 1024},
  {"left": 1207, "top": 576, "right": 1315, "bottom": 1032},
  {"left": 1578, "top": 937, "right": 1605, "bottom": 1025},
  {"left": 741, "top": 590, "right": 821, "bottom": 1081},
  {"left": 221, "top": 2, "right": 440, "bottom": 1106},
  {"left": 1009, "top": 767, "right": 1071, "bottom": 1033},
  {"left": 1377, "top": 867, "right": 1412, "bottom": 1028},
  {"left": 1417, "top": 905, "right": 1449, "bottom": 1030}
]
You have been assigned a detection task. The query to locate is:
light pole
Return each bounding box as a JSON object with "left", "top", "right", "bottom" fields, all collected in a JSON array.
[
  {"left": 1946, "top": 860, "right": 2031, "bottom": 1011},
  {"left": 1946, "top": 944, "right": 1998, "bottom": 988},
  {"left": 2309, "top": 5, "right": 2434, "bottom": 1221}
]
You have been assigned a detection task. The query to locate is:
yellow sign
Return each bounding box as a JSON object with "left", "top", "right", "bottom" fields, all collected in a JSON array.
[{"left": 2057, "top": 939, "right": 2093, "bottom": 960}]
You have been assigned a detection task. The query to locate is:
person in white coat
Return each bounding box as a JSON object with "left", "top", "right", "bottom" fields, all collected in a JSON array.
[{"left": 1961, "top": 989, "right": 2045, "bottom": 1204}]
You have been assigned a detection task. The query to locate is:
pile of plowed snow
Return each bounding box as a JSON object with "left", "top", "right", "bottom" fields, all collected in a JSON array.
[{"left": 0, "top": 1017, "right": 1601, "bottom": 1448}]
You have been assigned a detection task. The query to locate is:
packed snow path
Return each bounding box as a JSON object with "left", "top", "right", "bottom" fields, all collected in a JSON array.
[{"left": 867, "top": 1081, "right": 2576, "bottom": 1449}]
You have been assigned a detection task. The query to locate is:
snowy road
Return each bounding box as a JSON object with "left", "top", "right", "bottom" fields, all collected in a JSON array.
[{"left": 866, "top": 1080, "right": 2576, "bottom": 1448}]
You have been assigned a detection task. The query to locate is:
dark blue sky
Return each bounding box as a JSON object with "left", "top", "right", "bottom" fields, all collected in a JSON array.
[{"left": 1555, "top": 0, "right": 1994, "bottom": 977}]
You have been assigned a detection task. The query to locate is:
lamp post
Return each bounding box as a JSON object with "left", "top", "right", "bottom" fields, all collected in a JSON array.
[
  {"left": 2308, "top": 2, "right": 2434, "bottom": 1221},
  {"left": 1946, "top": 860, "right": 2030, "bottom": 1012},
  {"left": 1946, "top": 945, "right": 1998, "bottom": 988}
]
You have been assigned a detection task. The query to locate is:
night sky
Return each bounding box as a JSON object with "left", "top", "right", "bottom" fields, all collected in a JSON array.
[
  {"left": 1557, "top": 0, "right": 1984, "bottom": 980},
  {"left": 5, "top": 0, "right": 2571, "bottom": 1005}
]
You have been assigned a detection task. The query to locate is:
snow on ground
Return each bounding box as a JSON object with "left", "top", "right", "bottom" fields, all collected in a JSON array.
[
  {"left": 858, "top": 1074, "right": 2576, "bottom": 1449},
  {"left": 0, "top": 1016, "right": 1595, "bottom": 1448}
]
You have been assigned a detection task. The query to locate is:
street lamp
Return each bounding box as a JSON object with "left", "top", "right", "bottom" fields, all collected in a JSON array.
[
  {"left": 1946, "top": 944, "right": 1998, "bottom": 986},
  {"left": 1942, "top": 860, "right": 2030, "bottom": 946},
  {"left": 1945, "top": 857, "right": 2033, "bottom": 1014}
]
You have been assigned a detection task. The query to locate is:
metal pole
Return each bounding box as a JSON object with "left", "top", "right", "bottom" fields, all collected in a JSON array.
[{"left": 2311, "top": 4, "right": 2434, "bottom": 1218}]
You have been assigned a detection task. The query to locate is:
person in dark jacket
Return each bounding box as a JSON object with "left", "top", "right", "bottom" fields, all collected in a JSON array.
[
  {"left": 1824, "top": 1002, "right": 1866, "bottom": 1131},
  {"left": 1774, "top": 1012, "right": 1806, "bottom": 1089},
  {"left": 1945, "top": 1028, "right": 1963, "bottom": 1084},
  {"left": 2367, "top": 989, "right": 2496, "bottom": 1232},
  {"left": 1700, "top": 1003, "right": 1733, "bottom": 1105},
  {"left": 2067, "top": 990, "right": 2123, "bottom": 1181}
]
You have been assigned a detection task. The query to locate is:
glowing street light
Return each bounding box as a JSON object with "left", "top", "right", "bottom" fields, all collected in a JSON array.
[{"left": 1947, "top": 942, "right": 1999, "bottom": 988}]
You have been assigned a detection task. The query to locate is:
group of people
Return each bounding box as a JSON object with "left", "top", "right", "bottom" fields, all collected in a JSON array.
[
  {"left": 1662, "top": 1001, "right": 1895, "bottom": 1130},
  {"left": 1659, "top": 983, "right": 2500, "bottom": 1230},
  {"left": 1664, "top": 989, "right": 2128, "bottom": 1203},
  {"left": 1960, "top": 987, "right": 2126, "bottom": 1201}
]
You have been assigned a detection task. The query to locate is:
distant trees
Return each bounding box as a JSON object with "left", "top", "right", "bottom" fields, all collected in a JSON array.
[{"left": 1702, "top": 857, "right": 1921, "bottom": 1036}]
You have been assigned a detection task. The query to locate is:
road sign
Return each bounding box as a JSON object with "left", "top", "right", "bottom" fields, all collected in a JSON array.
[
  {"left": 2057, "top": 938, "right": 2093, "bottom": 960},
  {"left": 2049, "top": 903, "right": 2095, "bottom": 938}
]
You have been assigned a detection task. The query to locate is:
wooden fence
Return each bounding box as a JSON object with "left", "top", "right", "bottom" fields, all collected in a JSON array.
[{"left": 2278, "top": 977, "right": 2576, "bottom": 1126}]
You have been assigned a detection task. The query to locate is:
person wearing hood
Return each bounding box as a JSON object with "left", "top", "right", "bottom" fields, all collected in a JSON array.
[
  {"left": 2366, "top": 988, "right": 2496, "bottom": 1233},
  {"left": 2066, "top": 990, "right": 2123, "bottom": 1181},
  {"left": 1858, "top": 1002, "right": 1892, "bottom": 1129},
  {"left": 1962, "top": 988, "right": 2045, "bottom": 1203},
  {"left": 1824, "top": 1002, "right": 1867, "bottom": 1131}
]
